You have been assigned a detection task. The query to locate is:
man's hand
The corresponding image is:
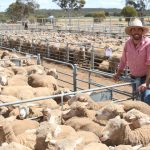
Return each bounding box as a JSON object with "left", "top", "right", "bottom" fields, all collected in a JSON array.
[
  {"left": 113, "top": 73, "right": 120, "bottom": 81},
  {"left": 138, "top": 83, "right": 147, "bottom": 92}
]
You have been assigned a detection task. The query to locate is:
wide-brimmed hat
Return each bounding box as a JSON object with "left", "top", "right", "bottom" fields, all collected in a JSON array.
[{"left": 125, "top": 18, "right": 149, "bottom": 35}]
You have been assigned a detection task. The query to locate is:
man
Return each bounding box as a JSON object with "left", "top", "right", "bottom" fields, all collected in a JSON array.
[{"left": 113, "top": 18, "right": 150, "bottom": 104}]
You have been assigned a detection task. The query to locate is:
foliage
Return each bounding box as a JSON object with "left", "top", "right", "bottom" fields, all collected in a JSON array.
[
  {"left": 126, "top": 0, "right": 150, "bottom": 17},
  {"left": 84, "top": 11, "right": 106, "bottom": 22},
  {"left": 6, "top": 0, "right": 39, "bottom": 22},
  {"left": 121, "top": 6, "right": 137, "bottom": 22},
  {"left": 52, "top": 0, "right": 85, "bottom": 11}
]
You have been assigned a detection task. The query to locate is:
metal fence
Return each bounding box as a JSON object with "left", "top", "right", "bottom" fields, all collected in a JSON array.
[
  {"left": 0, "top": 33, "right": 124, "bottom": 75},
  {"left": 1, "top": 16, "right": 150, "bottom": 35}
]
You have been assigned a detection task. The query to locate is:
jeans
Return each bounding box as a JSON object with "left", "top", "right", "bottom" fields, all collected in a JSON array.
[{"left": 131, "top": 76, "right": 150, "bottom": 105}]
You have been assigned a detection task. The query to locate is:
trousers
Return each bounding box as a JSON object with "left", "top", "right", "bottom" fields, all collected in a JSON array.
[{"left": 131, "top": 76, "right": 150, "bottom": 105}]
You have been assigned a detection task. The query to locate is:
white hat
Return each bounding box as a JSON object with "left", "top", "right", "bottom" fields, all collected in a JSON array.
[{"left": 125, "top": 18, "right": 149, "bottom": 35}]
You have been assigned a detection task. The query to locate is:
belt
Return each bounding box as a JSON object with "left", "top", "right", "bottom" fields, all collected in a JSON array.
[{"left": 130, "top": 75, "right": 146, "bottom": 79}]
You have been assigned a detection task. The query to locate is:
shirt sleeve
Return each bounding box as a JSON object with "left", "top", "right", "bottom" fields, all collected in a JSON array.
[
  {"left": 118, "top": 44, "right": 127, "bottom": 71},
  {"left": 146, "top": 43, "right": 150, "bottom": 65}
]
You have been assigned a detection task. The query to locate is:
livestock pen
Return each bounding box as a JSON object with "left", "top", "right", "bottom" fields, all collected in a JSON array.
[{"left": 0, "top": 41, "right": 149, "bottom": 150}]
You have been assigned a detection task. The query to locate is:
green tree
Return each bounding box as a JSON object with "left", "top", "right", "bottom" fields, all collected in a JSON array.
[
  {"left": 121, "top": 6, "right": 137, "bottom": 24},
  {"left": 125, "top": 0, "right": 150, "bottom": 22},
  {"left": 85, "top": 11, "right": 106, "bottom": 22},
  {"left": 52, "top": 0, "right": 85, "bottom": 25},
  {"left": 6, "top": 0, "right": 39, "bottom": 22}
]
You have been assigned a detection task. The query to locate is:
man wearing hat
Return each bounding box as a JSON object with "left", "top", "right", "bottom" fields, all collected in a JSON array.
[{"left": 113, "top": 18, "right": 150, "bottom": 104}]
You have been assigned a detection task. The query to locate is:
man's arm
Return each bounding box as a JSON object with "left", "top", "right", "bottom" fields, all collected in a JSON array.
[{"left": 146, "top": 65, "right": 150, "bottom": 88}]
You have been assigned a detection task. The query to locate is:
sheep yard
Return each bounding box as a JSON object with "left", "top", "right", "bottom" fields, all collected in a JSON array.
[{"left": 0, "top": 28, "right": 150, "bottom": 150}]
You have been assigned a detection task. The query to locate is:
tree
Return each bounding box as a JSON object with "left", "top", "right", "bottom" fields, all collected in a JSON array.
[
  {"left": 121, "top": 6, "right": 138, "bottom": 24},
  {"left": 6, "top": 0, "right": 39, "bottom": 22},
  {"left": 52, "top": 0, "right": 85, "bottom": 25},
  {"left": 125, "top": 0, "right": 150, "bottom": 18},
  {"left": 85, "top": 11, "right": 106, "bottom": 22}
]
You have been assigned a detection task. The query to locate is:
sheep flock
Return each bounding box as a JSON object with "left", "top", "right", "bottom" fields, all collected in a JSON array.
[
  {"left": 0, "top": 50, "right": 150, "bottom": 150},
  {"left": 0, "top": 30, "right": 125, "bottom": 72}
]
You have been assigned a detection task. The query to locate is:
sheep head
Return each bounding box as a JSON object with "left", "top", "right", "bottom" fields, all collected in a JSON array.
[{"left": 100, "top": 116, "right": 128, "bottom": 142}]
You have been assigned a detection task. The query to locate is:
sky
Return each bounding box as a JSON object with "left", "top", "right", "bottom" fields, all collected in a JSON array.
[{"left": 0, "top": 0, "right": 125, "bottom": 12}]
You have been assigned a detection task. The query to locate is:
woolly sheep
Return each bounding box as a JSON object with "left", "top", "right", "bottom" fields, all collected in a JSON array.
[
  {"left": 83, "top": 142, "right": 109, "bottom": 150},
  {"left": 62, "top": 106, "right": 96, "bottom": 121},
  {"left": 100, "top": 116, "right": 150, "bottom": 146},
  {"left": 95, "top": 103, "right": 125, "bottom": 121},
  {"left": 65, "top": 117, "right": 104, "bottom": 137},
  {"left": 123, "top": 109, "right": 150, "bottom": 129},
  {"left": 121, "top": 100, "right": 150, "bottom": 116},
  {"left": 28, "top": 74, "right": 58, "bottom": 91},
  {"left": 68, "top": 93, "right": 94, "bottom": 105},
  {"left": 109, "top": 145, "right": 142, "bottom": 150},
  {"left": 7, "top": 75, "right": 28, "bottom": 86},
  {"left": 0, "top": 142, "right": 32, "bottom": 150}
]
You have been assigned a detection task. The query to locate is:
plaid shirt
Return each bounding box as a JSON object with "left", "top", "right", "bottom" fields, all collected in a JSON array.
[{"left": 118, "top": 36, "right": 150, "bottom": 77}]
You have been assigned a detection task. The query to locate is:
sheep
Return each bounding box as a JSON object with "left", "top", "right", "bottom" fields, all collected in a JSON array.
[
  {"left": 123, "top": 109, "right": 150, "bottom": 129},
  {"left": 46, "top": 137, "right": 83, "bottom": 150},
  {"left": 100, "top": 116, "right": 150, "bottom": 146},
  {"left": 35, "top": 121, "right": 56, "bottom": 150},
  {"left": 1, "top": 86, "right": 35, "bottom": 100},
  {"left": 25, "top": 65, "right": 45, "bottom": 75},
  {"left": 86, "top": 100, "right": 112, "bottom": 110},
  {"left": 11, "top": 66, "right": 27, "bottom": 75},
  {"left": 109, "top": 145, "right": 142, "bottom": 150},
  {"left": 65, "top": 117, "right": 104, "bottom": 137},
  {"left": 83, "top": 142, "right": 109, "bottom": 150},
  {"left": 0, "top": 142, "right": 32, "bottom": 150},
  {"left": 1, "top": 67, "right": 14, "bottom": 78},
  {"left": 0, "top": 74, "right": 8, "bottom": 86},
  {"left": 62, "top": 106, "right": 96, "bottom": 121},
  {"left": 11, "top": 119, "right": 39, "bottom": 136},
  {"left": 28, "top": 74, "right": 58, "bottom": 91},
  {"left": 99, "top": 60, "right": 110, "bottom": 72},
  {"left": 1, "top": 51, "right": 10, "bottom": 59},
  {"left": 121, "top": 100, "right": 150, "bottom": 116},
  {"left": 52, "top": 88, "right": 71, "bottom": 104},
  {"left": 0, "top": 95, "right": 18, "bottom": 103},
  {"left": 139, "top": 146, "right": 150, "bottom": 150},
  {"left": 69, "top": 101, "right": 88, "bottom": 109},
  {"left": 7, "top": 75, "right": 28, "bottom": 86},
  {"left": 95, "top": 103, "right": 125, "bottom": 121},
  {"left": 37, "top": 99, "right": 59, "bottom": 109},
  {"left": 76, "top": 130, "right": 100, "bottom": 145},
  {"left": 0, "top": 119, "right": 37, "bottom": 149},
  {"left": 68, "top": 93, "right": 94, "bottom": 105},
  {"left": 46, "top": 68, "right": 58, "bottom": 79}
]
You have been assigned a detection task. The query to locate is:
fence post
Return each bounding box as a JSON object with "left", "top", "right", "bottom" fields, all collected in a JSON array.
[
  {"left": 66, "top": 43, "right": 69, "bottom": 62},
  {"left": 37, "top": 53, "right": 41, "bottom": 65},
  {"left": 47, "top": 41, "right": 50, "bottom": 58},
  {"left": 19, "top": 40, "right": 22, "bottom": 52},
  {"left": 90, "top": 46, "right": 95, "bottom": 70},
  {"left": 88, "top": 71, "right": 91, "bottom": 89},
  {"left": 73, "top": 64, "right": 77, "bottom": 91},
  {"left": 0, "top": 36, "right": 2, "bottom": 46}
]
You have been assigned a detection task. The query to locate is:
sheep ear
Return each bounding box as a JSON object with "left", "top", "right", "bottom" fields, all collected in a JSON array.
[
  {"left": 75, "top": 137, "right": 83, "bottom": 145},
  {"left": 109, "top": 146, "right": 115, "bottom": 150},
  {"left": 45, "top": 133, "right": 52, "bottom": 142},
  {"left": 115, "top": 115, "right": 121, "bottom": 119},
  {"left": 50, "top": 139, "right": 56, "bottom": 144}
]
